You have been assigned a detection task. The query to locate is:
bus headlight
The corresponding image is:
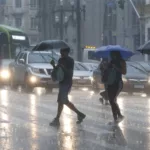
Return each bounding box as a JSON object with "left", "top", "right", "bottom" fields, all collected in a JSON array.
[
  {"left": 0, "top": 70, "right": 10, "bottom": 80},
  {"left": 29, "top": 76, "right": 37, "bottom": 84}
]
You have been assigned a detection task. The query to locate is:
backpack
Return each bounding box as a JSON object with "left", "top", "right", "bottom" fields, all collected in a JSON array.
[
  {"left": 101, "top": 68, "right": 117, "bottom": 85},
  {"left": 51, "top": 66, "right": 64, "bottom": 82}
]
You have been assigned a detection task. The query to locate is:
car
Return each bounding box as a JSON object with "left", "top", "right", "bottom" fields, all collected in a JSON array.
[
  {"left": 91, "top": 64, "right": 104, "bottom": 92},
  {"left": 73, "top": 62, "right": 92, "bottom": 89},
  {"left": 83, "top": 62, "right": 98, "bottom": 71},
  {"left": 92, "top": 62, "right": 150, "bottom": 95},
  {"left": 122, "top": 64, "right": 150, "bottom": 95},
  {"left": 9, "top": 51, "right": 58, "bottom": 92}
]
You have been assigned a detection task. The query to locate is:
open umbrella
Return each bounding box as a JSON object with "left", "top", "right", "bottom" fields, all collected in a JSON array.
[
  {"left": 137, "top": 40, "right": 150, "bottom": 54},
  {"left": 31, "top": 40, "right": 70, "bottom": 62},
  {"left": 95, "top": 45, "right": 134, "bottom": 59},
  {"left": 32, "top": 40, "right": 70, "bottom": 51}
]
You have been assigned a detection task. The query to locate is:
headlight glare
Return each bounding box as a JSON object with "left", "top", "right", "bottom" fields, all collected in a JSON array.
[
  {"left": 0, "top": 70, "right": 10, "bottom": 79},
  {"left": 89, "top": 76, "right": 94, "bottom": 81},
  {"left": 29, "top": 76, "right": 37, "bottom": 83}
]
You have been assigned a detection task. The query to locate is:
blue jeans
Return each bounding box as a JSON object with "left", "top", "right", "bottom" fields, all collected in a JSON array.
[{"left": 57, "top": 83, "right": 72, "bottom": 104}]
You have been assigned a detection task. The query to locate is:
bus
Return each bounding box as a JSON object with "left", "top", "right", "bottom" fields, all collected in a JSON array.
[
  {"left": 83, "top": 46, "right": 100, "bottom": 63},
  {"left": 0, "top": 25, "right": 29, "bottom": 59}
]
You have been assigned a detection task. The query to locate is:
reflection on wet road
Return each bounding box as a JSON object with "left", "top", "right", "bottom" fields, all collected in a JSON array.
[{"left": 0, "top": 88, "right": 150, "bottom": 150}]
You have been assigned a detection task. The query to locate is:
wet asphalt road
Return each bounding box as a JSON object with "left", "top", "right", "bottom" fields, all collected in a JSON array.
[{"left": 0, "top": 87, "right": 150, "bottom": 150}]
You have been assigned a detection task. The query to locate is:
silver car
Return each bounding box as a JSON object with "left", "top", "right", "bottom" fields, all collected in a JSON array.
[
  {"left": 9, "top": 51, "right": 58, "bottom": 92},
  {"left": 73, "top": 62, "right": 93, "bottom": 89}
]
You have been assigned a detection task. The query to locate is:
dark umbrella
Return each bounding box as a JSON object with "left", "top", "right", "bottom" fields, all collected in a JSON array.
[
  {"left": 137, "top": 40, "right": 150, "bottom": 54},
  {"left": 32, "top": 40, "right": 70, "bottom": 51}
]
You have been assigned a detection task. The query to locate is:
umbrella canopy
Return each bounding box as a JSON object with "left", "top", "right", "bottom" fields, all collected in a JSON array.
[
  {"left": 95, "top": 45, "right": 134, "bottom": 59},
  {"left": 32, "top": 40, "right": 70, "bottom": 51},
  {"left": 137, "top": 40, "right": 150, "bottom": 54}
]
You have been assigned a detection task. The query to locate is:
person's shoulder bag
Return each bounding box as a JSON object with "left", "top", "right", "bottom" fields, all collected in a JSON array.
[{"left": 51, "top": 66, "right": 64, "bottom": 82}]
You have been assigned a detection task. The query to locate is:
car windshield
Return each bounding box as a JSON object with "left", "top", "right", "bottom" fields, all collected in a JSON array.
[
  {"left": 28, "top": 53, "right": 58, "bottom": 63},
  {"left": 74, "top": 63, "right": 88, "bottom": 71}
]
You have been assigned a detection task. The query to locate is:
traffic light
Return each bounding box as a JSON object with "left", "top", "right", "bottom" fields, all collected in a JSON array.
[{"left": 118, "top": 0, "right": 125, "bottom": 10}]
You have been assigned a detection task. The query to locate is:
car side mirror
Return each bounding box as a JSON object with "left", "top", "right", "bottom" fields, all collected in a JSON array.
[{"left": 19, "top": 59, "right": 25, "bottom": 64}]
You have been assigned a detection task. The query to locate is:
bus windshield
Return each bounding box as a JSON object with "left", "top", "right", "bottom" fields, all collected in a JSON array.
[{"left": 0, "top": 25, "right": 29, "bottom": 59}]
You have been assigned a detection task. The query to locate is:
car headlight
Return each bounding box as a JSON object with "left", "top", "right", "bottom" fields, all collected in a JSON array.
[
  {"left": 29, "top": 76, "right": 37, "bottom": 83},
  {"left": 31, "top": 68, "right": 40, "bottom": 74},
  {"left": 0, "top": 70, "right": 10, "bottom": 79},
  {"left": 89, "top": 76, "right": 94, "bottom": 82},
  {"left": 122, "top": 77, "right": 127, "bottom": 83}
]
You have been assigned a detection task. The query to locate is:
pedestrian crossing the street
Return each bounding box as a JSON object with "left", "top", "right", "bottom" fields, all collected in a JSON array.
[{"left": 0, "top": 89, "right": 150, "bottom": 150}]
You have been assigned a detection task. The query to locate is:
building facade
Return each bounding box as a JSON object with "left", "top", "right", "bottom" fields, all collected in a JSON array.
[
  {"left": 103, "top": 0, "right": 145, "bottom": 51},
  {"left": 2, "top": 0, "right": 40, "bottom": 45},
  {"left": 144, "top": 0, "right": 150, "bottom": 42}
]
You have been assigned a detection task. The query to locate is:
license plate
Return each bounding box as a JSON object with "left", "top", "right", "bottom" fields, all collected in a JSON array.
[{"left": 134, "top": 85, "right": 144, "bottom": 89}]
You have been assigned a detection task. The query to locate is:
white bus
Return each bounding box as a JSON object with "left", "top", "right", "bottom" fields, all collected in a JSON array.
[{"left": 83, "top": 46, "right": 100, "bottom": 63}]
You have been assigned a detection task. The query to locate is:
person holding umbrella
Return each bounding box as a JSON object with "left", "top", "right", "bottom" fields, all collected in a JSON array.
[
  {"left": 107, "top": 51, "right": 127, "bottom": 124},
  {"left": 95, "top": 45, "right": 133, "bottom": 124}
]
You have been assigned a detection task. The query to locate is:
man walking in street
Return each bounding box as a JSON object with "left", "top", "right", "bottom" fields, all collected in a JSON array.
[{"left": 50, "top": 48, "right": 86, "bottom": 126}]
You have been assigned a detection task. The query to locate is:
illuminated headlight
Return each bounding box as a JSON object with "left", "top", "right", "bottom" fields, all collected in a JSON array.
[
  {"left": 0, "top": 70, "right": 10, "bottom": 79},
  {"left": 31, "top": 68, "right": 40, "bottom": 74},
  {"left": 122, "top": 77, "right": 127, "bottom": 83},
  {"left": 89, "top": 76, "right": 94, "bottom": 82},
  {"left": 29, "top": 76, "right": 37, "bottom": 83}
]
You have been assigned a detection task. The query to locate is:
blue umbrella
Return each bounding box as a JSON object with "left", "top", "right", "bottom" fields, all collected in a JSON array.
[{"left": 95, "top": 45, "right": 134, "bottom": 59}]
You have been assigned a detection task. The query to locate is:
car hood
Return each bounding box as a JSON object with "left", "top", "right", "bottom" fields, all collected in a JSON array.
[
  {"left": 28, "top": 63, "right": 53, "bottom": 69},
  {"left": 125, "top": 73, "right": 148, "bottom": 80},
  {"left": 73, "top": 70, "right": 92, "bottom": 77}
]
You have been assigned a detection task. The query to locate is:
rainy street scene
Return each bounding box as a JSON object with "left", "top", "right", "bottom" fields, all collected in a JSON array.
[{"left": 1, "top": 0, "right": 150, "bottom": 150}]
